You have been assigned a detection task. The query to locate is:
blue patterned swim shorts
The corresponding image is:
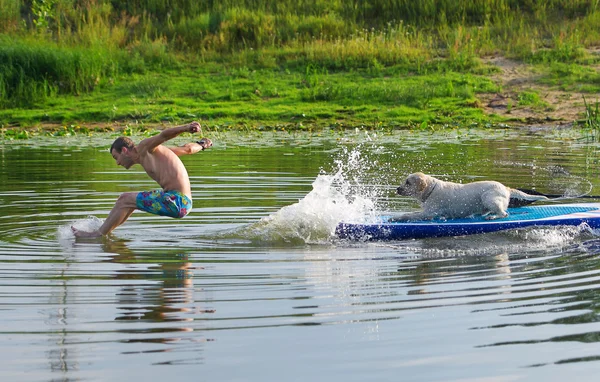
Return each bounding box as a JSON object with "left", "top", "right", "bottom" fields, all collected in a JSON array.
[{"left": 135, "top": 190, "right": 192, "bottom": 218}]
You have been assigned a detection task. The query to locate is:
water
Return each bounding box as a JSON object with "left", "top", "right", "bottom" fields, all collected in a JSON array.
[{"left": 2, "top": 128, "right": 600, "bottom": 381}]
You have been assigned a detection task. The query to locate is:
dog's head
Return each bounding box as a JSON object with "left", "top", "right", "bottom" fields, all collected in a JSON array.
[{"left": 396, "top": 172, "right": 432, "bottom": 200}]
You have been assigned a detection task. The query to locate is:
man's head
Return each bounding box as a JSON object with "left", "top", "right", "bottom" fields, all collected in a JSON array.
[{"left": 110, "top": 137, "right": 136, "bottom": 169}]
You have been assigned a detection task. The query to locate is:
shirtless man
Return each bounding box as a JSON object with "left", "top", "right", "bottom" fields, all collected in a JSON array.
[{"left": 72, "top": 121, "right": 212, "bottom": 237}]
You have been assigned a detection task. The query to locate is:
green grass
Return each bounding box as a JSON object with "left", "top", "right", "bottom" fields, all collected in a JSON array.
[
  {"left": 583, "top": 96, "right": 600, "bottom": 130},
  {"left": 0, "top": 37, "right": 119, "bottom": 107},
  {"left": 3, "top": 1, "right": 600, "bottom": 133},
  {"left": 517, "top": 90, "right": 552, "bottom": 111},
  {"left": 538, "top": 62, "right": 600, "bottom": 92},
  {"left": 0, "top": 64, "right": 500, "bottom": 129}
]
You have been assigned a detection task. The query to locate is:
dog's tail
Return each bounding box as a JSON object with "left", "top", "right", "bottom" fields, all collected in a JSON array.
[
  {"left": 509, "top": 188, "right": 549, "bottom": 201},
  {"left": 508, "top": 188, "right": 549, "bottom": 207}
]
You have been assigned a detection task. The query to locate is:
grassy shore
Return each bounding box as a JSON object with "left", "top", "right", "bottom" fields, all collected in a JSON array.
[{"left": 2, "top": 0, "right": 600, "bottom": 137}]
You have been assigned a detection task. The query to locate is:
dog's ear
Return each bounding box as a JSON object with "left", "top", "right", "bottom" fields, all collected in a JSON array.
[
  {"left": 415, "top": 175, "right": 428, "bottom": 193},
  {"left": 410, "top": 172, "right": 428, "bottom": 193}
]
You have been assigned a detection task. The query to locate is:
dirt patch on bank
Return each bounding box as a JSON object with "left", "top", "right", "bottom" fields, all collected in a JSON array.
[{"left": 479, "top": 57, "right": 587, "bottom": 126}]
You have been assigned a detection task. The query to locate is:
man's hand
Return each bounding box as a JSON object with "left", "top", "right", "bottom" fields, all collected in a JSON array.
[
  {"left": 188, "top": 122, "right": 202, "bottom": 134},
  {"left": 196, "top": 138, "right": 212, "bottom": 150}
]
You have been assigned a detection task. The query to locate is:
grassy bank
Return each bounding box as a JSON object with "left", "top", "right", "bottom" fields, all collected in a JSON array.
[{"left": 2, "top": 0, "right": 600, "bottom": 135}]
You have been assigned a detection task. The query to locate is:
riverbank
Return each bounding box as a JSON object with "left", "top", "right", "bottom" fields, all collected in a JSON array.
[
  {"left": 1, "top": 54, "right": 597, "bottom": 139},
  {"left": 3, "top": 1, "right": 600, "bottom": 136}
]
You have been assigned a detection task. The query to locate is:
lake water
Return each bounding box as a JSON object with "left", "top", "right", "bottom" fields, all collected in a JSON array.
[{"left": 2, "top": 128, "right": 600, "bottom": 381}]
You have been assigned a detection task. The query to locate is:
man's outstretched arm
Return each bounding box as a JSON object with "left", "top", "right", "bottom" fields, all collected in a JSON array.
[
  {"left": 138, "top": 122, "right": 202, "bottom": 153},
  {"left": 169, "top": 138, "right": 213, "bottom": 157}
]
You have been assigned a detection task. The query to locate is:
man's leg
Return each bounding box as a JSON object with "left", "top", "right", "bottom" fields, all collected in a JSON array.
[{"left": 72, "top": 192, "right": 139, "bottom": 237}]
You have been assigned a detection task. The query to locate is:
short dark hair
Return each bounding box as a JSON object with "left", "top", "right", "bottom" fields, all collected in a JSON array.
[{"left": 110, "top": 137, "right": 135, "bottom": 154}]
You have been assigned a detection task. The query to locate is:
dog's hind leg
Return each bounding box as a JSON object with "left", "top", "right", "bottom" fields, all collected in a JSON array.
[{"left": 482, "top": 192, "right": 509, "bottom": 220}]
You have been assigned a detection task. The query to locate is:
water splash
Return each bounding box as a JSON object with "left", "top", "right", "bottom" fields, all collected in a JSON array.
[
  {"left": 57, "top": 216, "right": 104, "bottom": 240},
  {"left": 241, "top": 145, "right": 388, "bottom": 244},
  {"left": 374, "top": 224, "right": 597, "bottom": 258}
]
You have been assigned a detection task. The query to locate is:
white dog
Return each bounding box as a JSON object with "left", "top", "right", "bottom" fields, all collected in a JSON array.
[{"left": 392, "top": 172, "right": 548, "bottom": 221}]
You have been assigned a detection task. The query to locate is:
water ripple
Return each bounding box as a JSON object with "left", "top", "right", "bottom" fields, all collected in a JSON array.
[{"left": 4, "top": 132, "right": 600, "bottom": 380}]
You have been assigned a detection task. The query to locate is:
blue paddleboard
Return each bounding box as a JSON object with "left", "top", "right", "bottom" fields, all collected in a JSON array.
[{"left": 335, "top": 203, "right": 600, "bottom": 241}]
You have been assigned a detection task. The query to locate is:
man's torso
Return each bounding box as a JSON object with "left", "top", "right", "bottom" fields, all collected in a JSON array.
[{"left": 139, "top": 145, "right": 192, "bottom": 198}]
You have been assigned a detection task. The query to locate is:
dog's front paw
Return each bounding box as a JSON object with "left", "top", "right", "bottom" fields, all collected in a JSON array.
[{"left": 485, "top": 212, "right": 508, "bottom": 220}]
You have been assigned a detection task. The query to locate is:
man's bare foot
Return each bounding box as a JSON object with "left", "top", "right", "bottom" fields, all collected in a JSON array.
[{"left": 71, "top": 226, "right": 103, "bottom": 238}]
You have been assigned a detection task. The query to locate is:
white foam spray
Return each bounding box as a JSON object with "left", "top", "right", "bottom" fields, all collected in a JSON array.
[
  {"left": 57, "top": 216, "right": 104, "bottom": 240},
  {"left": 242, "top": 145, "right": 388, "bottom": 244}
]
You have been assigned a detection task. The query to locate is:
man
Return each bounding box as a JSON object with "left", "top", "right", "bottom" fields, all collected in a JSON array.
[{"left": 72, "top": 121, "right": 212, "bottom": 237}]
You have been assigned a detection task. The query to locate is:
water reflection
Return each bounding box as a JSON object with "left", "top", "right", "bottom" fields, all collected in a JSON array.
[
  {"left": 105, "top": 241, "right": 193, "bottom": 323},
  {"left": 104, "top": 239, "right": 215, "bottom": 363},
  {"left": 46, "top": 274, "right": 78, "bottom": 378}
]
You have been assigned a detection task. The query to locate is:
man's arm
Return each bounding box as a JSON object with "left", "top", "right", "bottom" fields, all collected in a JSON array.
[
  {"left": 138, "top": 122, "right": 202, "bottom": 153},
  {"left": 169, "top": 138, "right": 213, "bottom": 157}
]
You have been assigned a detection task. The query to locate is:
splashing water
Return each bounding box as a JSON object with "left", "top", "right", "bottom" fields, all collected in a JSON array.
[
  {"left": 57, "top": 216, "right": 103, "bottom": 240},
  {"left": 384, "top": 224, "right": 597, "bottom": 258},
  {"left": 242, "top": 145, "right": 389, "bottom": 244}
]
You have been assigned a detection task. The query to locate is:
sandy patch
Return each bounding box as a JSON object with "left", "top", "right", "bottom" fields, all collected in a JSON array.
[{"left": 479, "top": 56, "right": 588, "bottom": 126}]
